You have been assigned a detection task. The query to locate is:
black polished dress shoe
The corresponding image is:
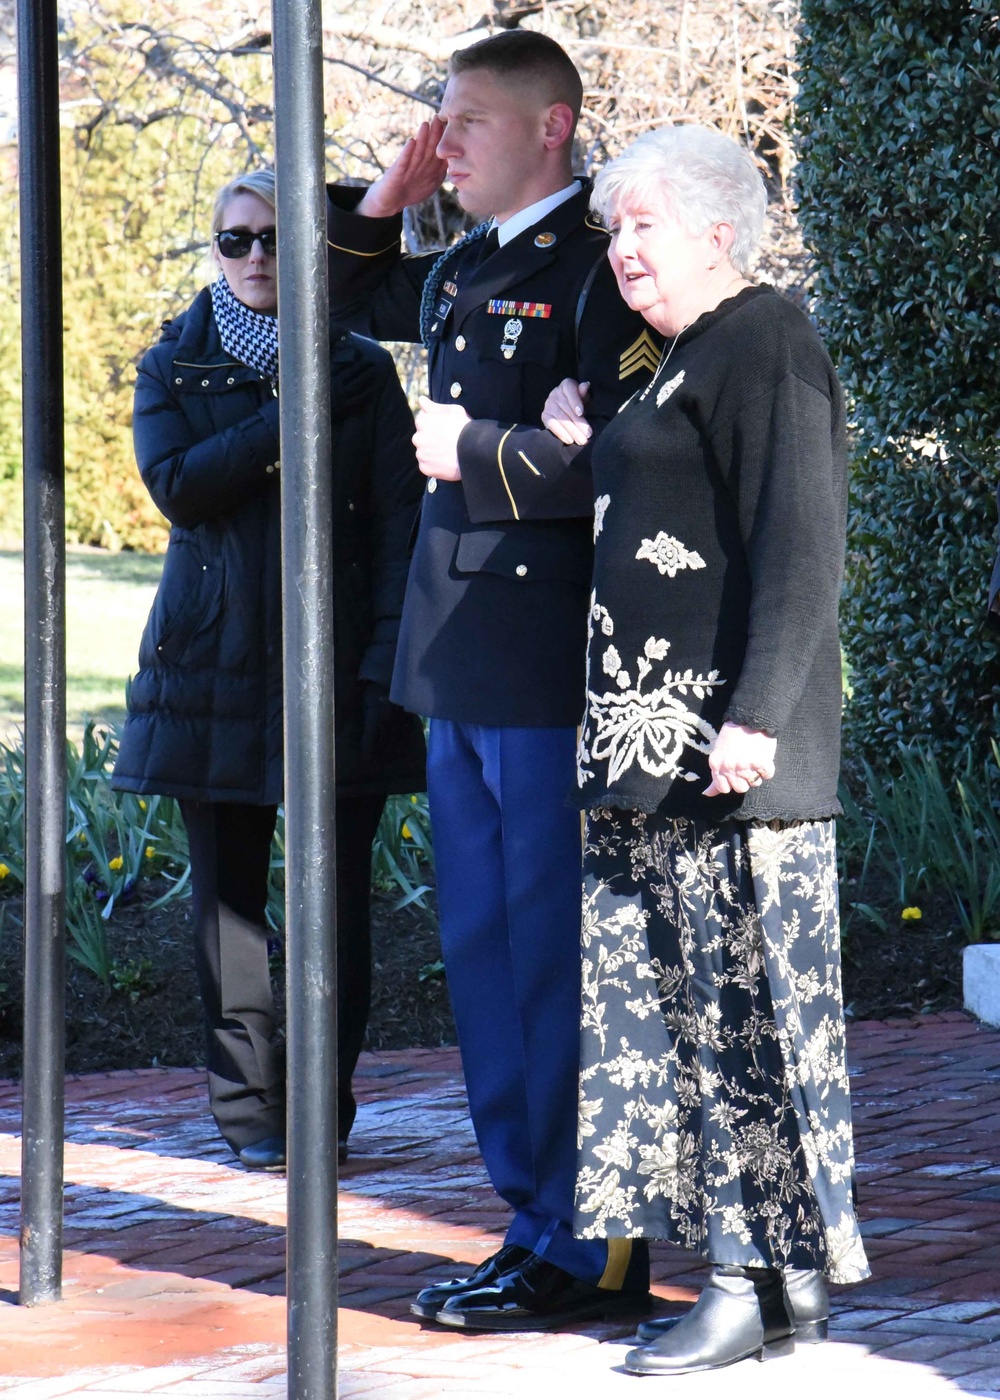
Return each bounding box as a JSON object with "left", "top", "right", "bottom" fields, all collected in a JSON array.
[
  {"left": 624, "top": 1265, "right": 794, "bottom": 1375},
  {"left": 411, "top": 1244, "right": 531, "bottom": 1320},
  {"left": 637, "top": 1266, "right": 829, "bottom": 1344},
  {"left": 238, "top": 1135, "right": 286, "bottom": 1172},
  {"left": 435, "top": 1251, "right": 653, "bottom": 1331}
]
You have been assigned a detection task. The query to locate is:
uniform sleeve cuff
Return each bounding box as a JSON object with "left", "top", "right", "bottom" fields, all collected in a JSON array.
[
  {"left": 458, "top": 419, "right": 522, "bottom": 523},
  {"left": 326, "top": 183, "right": 403, "bottom": 256}
]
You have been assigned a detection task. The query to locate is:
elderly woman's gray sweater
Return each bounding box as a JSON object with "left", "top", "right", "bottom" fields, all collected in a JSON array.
[{"left": 575, "top": 284, "right": 847, "bottom": 822}]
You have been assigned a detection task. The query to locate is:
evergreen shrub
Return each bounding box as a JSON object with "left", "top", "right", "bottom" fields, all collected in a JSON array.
[{"left": 795, "top": 0, "right": 1000, "bottom": 773}]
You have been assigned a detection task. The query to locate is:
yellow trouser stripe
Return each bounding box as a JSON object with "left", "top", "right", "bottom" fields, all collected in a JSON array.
[{"left": 598, "top": 1237, "right": 632, "bottom": 1291}]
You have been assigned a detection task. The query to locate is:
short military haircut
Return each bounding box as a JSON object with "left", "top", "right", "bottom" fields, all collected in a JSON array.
[{"left": 449, "top": 31, "right": 583, "bottom": 123}]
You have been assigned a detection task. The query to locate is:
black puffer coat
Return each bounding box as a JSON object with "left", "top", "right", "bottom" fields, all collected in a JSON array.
[{"left": 112, "top": 286, "right": 426, "bottom": 803}]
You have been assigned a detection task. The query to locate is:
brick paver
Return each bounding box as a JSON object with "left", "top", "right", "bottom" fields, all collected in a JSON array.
[{"left": 1, "top": 1014, "right": 1000, "bottom": 1395}]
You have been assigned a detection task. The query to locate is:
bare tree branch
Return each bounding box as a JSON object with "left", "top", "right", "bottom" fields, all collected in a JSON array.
[
  {"left": 323, "top": 18, "right": 494, "bottom": 62},
  {"left": 324, "top": 54, "right": 438, "bottom": 107}
]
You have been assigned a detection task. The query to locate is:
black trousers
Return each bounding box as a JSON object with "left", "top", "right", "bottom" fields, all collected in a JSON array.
[{"left": 180, "top": 794, "right": 386, "bottom": 1154}]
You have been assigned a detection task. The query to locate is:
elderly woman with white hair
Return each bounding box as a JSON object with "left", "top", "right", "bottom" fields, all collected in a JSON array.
[{"left": 542, "top": 125, "right": 869, "bottom": 1376}]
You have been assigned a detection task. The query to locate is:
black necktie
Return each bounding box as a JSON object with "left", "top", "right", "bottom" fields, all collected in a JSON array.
[{"left": 478, "top": 227, "right": 500, "bottom": 263}]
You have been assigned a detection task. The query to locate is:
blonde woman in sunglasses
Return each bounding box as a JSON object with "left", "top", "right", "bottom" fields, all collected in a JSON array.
[{"left": 112, "top": 169, "right": 426, "bottom": 1172}]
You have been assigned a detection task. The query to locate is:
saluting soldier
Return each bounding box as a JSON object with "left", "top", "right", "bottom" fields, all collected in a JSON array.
[{"left": 327, "top": 30, "right": 661, "bottom": 1331}]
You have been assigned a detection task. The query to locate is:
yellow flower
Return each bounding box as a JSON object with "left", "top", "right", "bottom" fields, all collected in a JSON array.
[
  {"left": 0, "top": 863, "right": 9, "bottom": 880},
  {"left": 901, "top": 906, "right": 922, "bottom": 921},
  {"left": 401, "top": 823, "right": 413, "bottom": 841},
  {"left": 138, "top": 799, "right": 147, "bottom": 811},
  {"left": 145, "top": 846, "right": 155, "bottom": 860},
  {"left": 78, "top": 831, "right": 87, "bottom": 843},
  {"left": 410, "top": 794, "right": 418, "bottom": 804},
  {"left": 109, "top": 855, "right": 124, "bottom": 872}
]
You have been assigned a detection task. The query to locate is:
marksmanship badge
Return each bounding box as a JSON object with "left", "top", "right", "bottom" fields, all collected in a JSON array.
[{"left": 501, "top": 317, "right": 524, "bottom": 359}]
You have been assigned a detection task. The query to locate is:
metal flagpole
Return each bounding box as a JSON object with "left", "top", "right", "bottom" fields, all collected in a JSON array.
[
  {"left": 271, "top": 1, "right": 339, "bottom": 1395},
  {"left": 16, "top": 0, "right": 67, "bottom": 1307}
]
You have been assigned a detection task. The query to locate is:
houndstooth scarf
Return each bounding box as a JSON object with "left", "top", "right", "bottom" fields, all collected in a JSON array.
[{"left": 210, "top": 274, "right": 279, "bottom": 380}]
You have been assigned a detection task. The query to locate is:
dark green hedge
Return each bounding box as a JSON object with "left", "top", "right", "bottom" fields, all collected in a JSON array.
[{"left": 795, "top": 1, "right": 1000, "bottom": 771}]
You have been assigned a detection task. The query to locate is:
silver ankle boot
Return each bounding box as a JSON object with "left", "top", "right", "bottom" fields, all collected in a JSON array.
[
  {"left": 637, "top": 1266, "right": 829, "bottom": 1344},
  {"left": 624, "top": 1265, "right": 795, "bottom": 1376}
]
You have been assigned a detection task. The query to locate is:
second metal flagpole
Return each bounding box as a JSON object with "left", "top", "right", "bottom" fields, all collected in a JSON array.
[{"left": 271, "top": 1, "right": 339, "bottom": 1395}]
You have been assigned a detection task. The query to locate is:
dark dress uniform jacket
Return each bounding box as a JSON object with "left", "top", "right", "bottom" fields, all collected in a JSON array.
[
  {"left": 327, "top": 183, "right": 661, "bottom": 728},
  {"left": 113, "top": 286, "right": 426, "bottom": 803}
]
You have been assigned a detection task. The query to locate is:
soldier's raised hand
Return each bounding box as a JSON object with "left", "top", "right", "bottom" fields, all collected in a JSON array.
[{"left": 357, "top": 117, "right": 449, "bottom": 219}]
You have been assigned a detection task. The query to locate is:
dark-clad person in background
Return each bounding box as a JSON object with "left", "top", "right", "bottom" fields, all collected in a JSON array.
[
  {"left": 541, "top": 124, "right": 869, "bottom": 1377},
  {"left": 112, "top": 168, "right": 425, "bottom": 1173},
  {"left": 326, "top": 31, "right": 661, "bottom": 1330}
]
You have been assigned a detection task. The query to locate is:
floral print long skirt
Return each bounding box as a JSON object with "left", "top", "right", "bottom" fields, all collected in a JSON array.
[{"left": 574, "top": 809, "right": 870, "bottom": 1285}]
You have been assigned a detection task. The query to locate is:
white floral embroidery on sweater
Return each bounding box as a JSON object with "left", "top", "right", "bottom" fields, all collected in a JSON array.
[
  {"left": 594, "top": 494, "right": 611, "bottom": 540},
  {"left": 636, "top": 532, "right": 707, "bottom": 578},
  {"left": 584, "top": 624, "right": 723, "bottom": 786},
  {"left": 656, "top": 369, "right": 685, "bottom": 407}
]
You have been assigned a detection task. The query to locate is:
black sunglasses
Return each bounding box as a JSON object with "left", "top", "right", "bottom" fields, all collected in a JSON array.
[{"left": 215, "top": 226, "right": 277, "bottom": 259}]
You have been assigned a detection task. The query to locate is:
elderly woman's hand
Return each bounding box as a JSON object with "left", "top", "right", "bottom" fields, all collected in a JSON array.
[
  {"left": 703, "top": 721, "right": 777, "bottom": 797},
  {"left": 542, "top": 378, "right": 593, "bottom": 446}
]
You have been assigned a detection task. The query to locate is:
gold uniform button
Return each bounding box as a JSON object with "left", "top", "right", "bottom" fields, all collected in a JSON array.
[
  {"left": 450, "top": 382, "right": 462, "bottom": 399},
  {"left": 427, "top": 479, "right": 438, "bottom": 494},
  {"left": 455, "top": 335, "right": 467, "bottom": 352},
  {"left": 265, "top": 465, "right": 275, "bottom": 474},
  {"left": 515, "top": 564, "right": 528, "bottom": 578}
]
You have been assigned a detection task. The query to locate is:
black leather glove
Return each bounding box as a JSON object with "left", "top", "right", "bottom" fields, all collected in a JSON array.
[{"left": 330, "top": 339, "right": 380, "bottom": 421}]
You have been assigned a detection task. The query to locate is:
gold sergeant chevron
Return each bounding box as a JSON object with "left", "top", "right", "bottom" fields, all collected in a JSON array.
[{"left": 618, "top": 327, "right": 661, "bottom": 379}]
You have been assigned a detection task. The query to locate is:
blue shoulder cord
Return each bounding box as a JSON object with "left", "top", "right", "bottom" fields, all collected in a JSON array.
[{"left": 418, "top": 220, "right": 492, "bottom": 347}]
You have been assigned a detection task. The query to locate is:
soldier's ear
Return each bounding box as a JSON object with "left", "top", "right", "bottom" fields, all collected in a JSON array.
[{"left": 542, "top": 102, "right": 575, "bottom": 152}]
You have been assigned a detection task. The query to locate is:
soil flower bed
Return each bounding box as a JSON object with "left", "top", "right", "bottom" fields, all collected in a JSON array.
[{"left": 0, "top": 884, "right": 453, "bottom": 1078}]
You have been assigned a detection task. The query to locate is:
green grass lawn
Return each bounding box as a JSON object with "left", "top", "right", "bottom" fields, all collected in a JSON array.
[{"left": 0, "top": 547, "right": 163, "bottom": 745}]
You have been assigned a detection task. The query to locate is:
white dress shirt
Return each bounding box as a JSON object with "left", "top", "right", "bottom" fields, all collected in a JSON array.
[{"left": 493, "top": 181, "right": 582, "bottom": 246}]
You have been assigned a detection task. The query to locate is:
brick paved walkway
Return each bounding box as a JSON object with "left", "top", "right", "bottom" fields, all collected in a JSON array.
[{"left": 1, "top": 1012, "right": 1000, "bottom": 1397}]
